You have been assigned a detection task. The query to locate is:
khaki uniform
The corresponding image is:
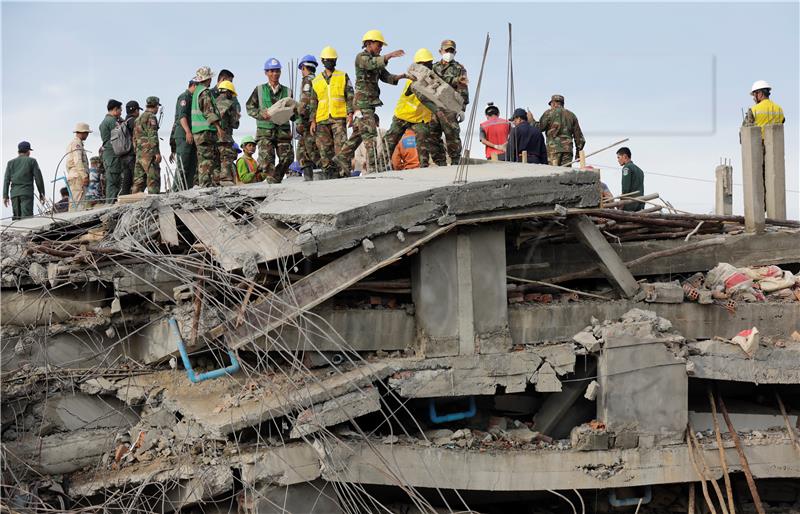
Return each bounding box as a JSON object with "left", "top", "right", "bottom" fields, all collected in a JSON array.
[{"left": 65, "top": 136, "right": 89, "bottom": 211}]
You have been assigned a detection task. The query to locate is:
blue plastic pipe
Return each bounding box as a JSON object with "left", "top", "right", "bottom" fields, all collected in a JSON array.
[
  {"left": 429, "top": 396, "right": 477, "bottom": 424},
  {"left": 170, "top": 317, "right": 240, "bottom": 383}
]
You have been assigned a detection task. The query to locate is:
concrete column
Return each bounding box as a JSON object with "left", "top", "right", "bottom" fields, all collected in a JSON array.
[
  {"left": 740, "top": 126, "right": 765, "bottom": 233},
  {"left": 412, "top": 225, "right": 511, "bottom": 357},
  {"left": 714, "top": 164, "right": 733, "bottom": 215},
  {"left": 764, "top": 124, "right": 787, "bottom": 220}
]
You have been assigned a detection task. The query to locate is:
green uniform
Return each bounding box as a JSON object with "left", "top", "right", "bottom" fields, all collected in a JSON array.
[
  {"left": 216, "top": 92, "right": 240, "bottom": 184},
  {"left": 309, "top": 69, "right": 354, "bottom": 176},
  {"left": 132, "top": 111, "right": 161, "bottom": 194},
  {"left": 99, "top": 114, "right": 122, "bottom": 201},
  {"left": 534, "top": 106, "right": 585, "bottom": 166},
  {"left": 245, "top": 83, "right": 294, "bottom": 183},
  {"left": 171, "top": 89, "right": 197, "bottom": 189},
  {"left": 191, "top": 84, "right": 221, "bottom": 187},
  {"left": 428, "top": 59, "right": 469, "bottom": 165},
  {"left": 336, "top": 50, "right": 402, "bottom": 174},
  {"left": 621, "top": 161, "right": 645, "bottom": 212},
  {"left": 296, "top": 74, "right": 321, "bottom": 179},
  {"left": 3, "top": 155, "right": 45, "bottom": 220}
]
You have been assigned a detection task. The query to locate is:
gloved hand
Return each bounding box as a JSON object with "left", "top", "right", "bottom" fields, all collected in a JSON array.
[{"left": 456, "top": 112, "right": 465, "bottom": 123}]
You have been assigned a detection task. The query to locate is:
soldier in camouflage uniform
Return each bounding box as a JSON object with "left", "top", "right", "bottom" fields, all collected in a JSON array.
[
  {"left": 246, "top": 58, "right": 294, "bottom": 184},
  {"left": 215, "top": 80, "right": 240, "bottom": 184},
  {"left": 131, "top": 96, "right": 162, "bottom": 194},
  {"left": 428, "top": 39, "right": 469, "bottom": 166},
  {"left": 191, "top": 66, "right": 226, "bottom": 187},
  {"left": 296, "top": 55, "right": 321, "bottom": 180},
  {"left": 310, "top": 46, "right": 354, "bottom": 179},
  {"left": 533, "top": 94, "right": 585, "bottom": 166},
  {"left": 335, "top": 30, "right": 408, "bottom": 175}
]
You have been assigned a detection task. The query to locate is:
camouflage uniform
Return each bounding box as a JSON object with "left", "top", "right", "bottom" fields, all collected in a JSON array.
[
  {"left": 336, "top": 50, "right": 402, "bottom": 174},
  {"left": 309, "top": 69, "right": 354, "bottom": 176},
  {"left": 131, "top": 102, "right": 161, "bottom": 194},
  {"left": 429, "top": 59, "right": 469, "bottom": 165},
  {"left": 245, "top": 83, "right": 294, "bottom": 183},
  {"left": 216, "top": 92, "right": 240, "bottom": 184},
  {"left": 194, "top": 85, "right": 222, "bottom": 187},
  {"left": 534, "top": 97, "right": 585, "bottom": 166},
  {"left": 384, "top": 83, "right": 440, "bottom": 168},
  {"left": 296, "top": 73, "right": 321, "bottom": 178}
]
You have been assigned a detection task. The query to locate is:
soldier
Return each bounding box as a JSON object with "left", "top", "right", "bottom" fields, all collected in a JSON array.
[
  {"left": 310, "top": 46, "right": 354, "bottom": 179},
  {"left": 131, "top": 96, "right": 162, "bottom": 194},
  {"left": 65, "top": 122, "right": 91, "bottom": 211},
  {"left": 191, "top": 66, "right": 226, "bottom": 187},
  {"left": 617, "top": 147, "right": 645, "bottom": 212},
  {"left": 170, "top": 80, "right": 197, "bottom": 189},
  {"left": 212, "top": 69, "right": 235, "bottom": 97},
  {"left": 533, "top": 94, "right": 585, "bottom": 166},
  {"left": 428, "top": 39, "right": 469, "bottom": 166},
  {"left": 119, "top": 100, "right": 141, "bottom": 195},
  {"left": 216, "top": 80, "right": 240, "bottom": 184},
  {"left": 99, "top": 99, "right": 123, "bottom": 202},
  {"left": 335, "top": 30, "right": 407, "bottom": 176},
  {"left": 296, "top": 55, "right": 321, "bottom": 181},
  {"left": 245, "top": 58, "right": 294, "bottom": 184},
  {"left": 3, "top": 141, "right": 45, "bottom": 220}
]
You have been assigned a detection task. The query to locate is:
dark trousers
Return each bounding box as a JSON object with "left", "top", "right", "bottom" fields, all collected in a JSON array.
[{"left": 11, "top": 195, "right": 33, "bottom": 219}]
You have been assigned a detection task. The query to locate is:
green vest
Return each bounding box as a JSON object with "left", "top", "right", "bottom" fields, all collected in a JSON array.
[
  {"left": 256, "top": 84, "right": 289, "bottom": 130},
  {"left": 191, "top": 85, "right": 216, "bottom": 134}
]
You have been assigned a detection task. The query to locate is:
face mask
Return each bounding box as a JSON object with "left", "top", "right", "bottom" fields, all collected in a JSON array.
[
  {"left": 442, "top": 52, "right": 455, "bottom": 63},
  {"left": 323, "top": 60, "right": 336, "bottom": 71}
]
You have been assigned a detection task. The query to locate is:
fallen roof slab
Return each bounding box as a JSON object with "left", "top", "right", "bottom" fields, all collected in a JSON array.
[{"left": 687, "top": 339, "right": 800, "bottom": 383}]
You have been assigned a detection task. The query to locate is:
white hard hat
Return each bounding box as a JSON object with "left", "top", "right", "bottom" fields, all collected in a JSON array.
[{"left": 751, "top": 80, "right": 771, "bottom": 93}]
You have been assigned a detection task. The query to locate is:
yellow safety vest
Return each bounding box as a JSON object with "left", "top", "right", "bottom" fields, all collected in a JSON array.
[
  {"left": 312, "top": 71, "right": 348, "bottom": 122},
  {"left": 751, "top": 99, "right": 785, "bottom": 135},
  {"left": 393, "top": 81, "right": 432, "bottom": 124}
]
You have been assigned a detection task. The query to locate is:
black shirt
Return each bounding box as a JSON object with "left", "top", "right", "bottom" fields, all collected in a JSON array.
[{"left": 506, "top": 121, "right": 547, "bottom": 164}]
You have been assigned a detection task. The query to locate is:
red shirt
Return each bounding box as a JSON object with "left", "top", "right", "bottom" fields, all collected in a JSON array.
[{"left": 480, "top": 116, "right": 511, "bottom": 158}]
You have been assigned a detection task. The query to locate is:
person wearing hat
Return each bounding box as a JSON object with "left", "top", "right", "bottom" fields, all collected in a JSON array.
[
  {"left": 296, "top": 55, "right": 321, "bottom": 181},
  {"left": 236, "top": 136, "right": 261, "bottom": 184},
  {"left": 506, "top": 108, "right": 547, "bottom": 164},
  {"left": 245, "top": 58, "right": 295, "bottom": 183},
  {"left": 533, "top": 94, "right": 585, "bottom": 166},
  {"left": 3, "top": 141, "right": 45, "bottom": 220},
  {"left": 65, "top": 122, "right": 92, "bottom": 211},
  {"left": 310, "top": 46, "right": 355, "bottom": 179},
  {"left": 118, "top": 100, "right": 142, "bottom": 196},
  {"left": 131, "top": 97, "right": 162, "bottom": 194},
  {"left": 212, "top": 69, "right": 235, "bottom": 98},
  {"left": 191, "top": 66, "right": 226, "bottom": 187},
  {"left": 99, "top": 99, "right": 123, "bottom": 202},
  {"left": 170, "top": 79, "right": 198, "bottom": 190},
  {"left": 479, "top": 102, "right": 511, "bottom": 160},
  {"left": 743, "top": 80, "right": 785, "bottom": 134},
  {"left": 335, "top": 29, "right": 408, "bottom": 176},
  {"left": 215, "top": 81, "right": 240, "bottom": 185},
  {"left": 428, "top": 39, "right": 469, "bottom": 166}
]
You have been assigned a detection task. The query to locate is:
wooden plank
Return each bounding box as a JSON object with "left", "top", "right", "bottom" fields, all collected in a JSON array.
[
  {"left": 567, "top": 214, "right": 639, "bottom": 298},
  {"left": 157, "top": 206, "right": 179, "bottom": 247}
]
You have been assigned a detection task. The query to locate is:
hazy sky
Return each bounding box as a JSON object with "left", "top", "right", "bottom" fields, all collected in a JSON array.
[{"left": 2, "top": 1, "right": 798, "bottom": 219}]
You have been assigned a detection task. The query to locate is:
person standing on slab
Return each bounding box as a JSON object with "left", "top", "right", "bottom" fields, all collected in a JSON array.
[
  {"left": 99, "top": 99, "right": 123, "bottom": 202},
  {"left": 3, "top": 141, "right": 45, "bottom": 220},
  {"left": 191, "top": 66, "right": 225, "bottom": 187},
  {"left": 65, "top": 122, "right": 91, "bottom": 211},
  {"left": 429, "top": 39, "right": 469, "bottom": 165},
  {"left": 215, "top": 80, "right": 240, "bottom": 185},
  {"left": 131, "top": 96, "right": 162, "bottom": 194},
  {"left": 506, "top": 108, "right": 547, "bottom": 164},
  {"left": 616, "top": 147, "right": 644, "bottom": 212},
  {"left": 310, "top": 46, "right": 354, "bottom": 179},
  {"left": 119, "top": 100, "right": 141, "bottom": 195},
  {"left": 533, "top": 94, "right": 585, "bottom": 166},
  {"left": 480, "top": 103, "right": 511, "bottom": 160},
  {"left": 170, "top": 79, "right": 197, "bottom": 189}
]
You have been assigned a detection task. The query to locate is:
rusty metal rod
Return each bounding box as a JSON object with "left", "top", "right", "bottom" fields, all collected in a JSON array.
[{"left": 717, "top": 394, "right": 766, "bottom": 514}]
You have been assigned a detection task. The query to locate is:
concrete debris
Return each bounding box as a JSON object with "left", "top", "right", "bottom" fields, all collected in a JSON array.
[
  {"left": 406, "top": 63, "right": 465, "bottom": 117},
  {"left": 730, "top": 327, "right": 760, "bottom": 358},
  {"left": 573, "top": 329, "right": 601, "bottom": 353},
  {"left": 571, "top": 422, "right": 609, "bottom": 451},
  {"left": 641, "top": 280, "right": 684, "bottom": 303},
  {"left": 584, "top": 380, "right": 599, "bottom": 400}
]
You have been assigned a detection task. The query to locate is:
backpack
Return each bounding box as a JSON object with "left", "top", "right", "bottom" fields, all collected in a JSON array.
[{"left": 110, "top": 119, "right": 133, "bottom": 156}]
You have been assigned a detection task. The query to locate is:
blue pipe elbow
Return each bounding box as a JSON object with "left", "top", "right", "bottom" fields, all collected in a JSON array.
[
  {"left": 429, "top": 396, "right": 477, "bottom": 424},
  {"left": 170, "top": 317, "right": 240, "bottom": 383}
]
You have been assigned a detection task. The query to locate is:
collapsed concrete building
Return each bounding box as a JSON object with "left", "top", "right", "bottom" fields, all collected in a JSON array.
[{"left": 1, "top": 163, "right": 799, "bottom": 513}]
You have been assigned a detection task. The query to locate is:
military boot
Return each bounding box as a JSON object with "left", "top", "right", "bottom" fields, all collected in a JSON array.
[{"left": 302, "top": 166, "right": 314, "bottom": 181}]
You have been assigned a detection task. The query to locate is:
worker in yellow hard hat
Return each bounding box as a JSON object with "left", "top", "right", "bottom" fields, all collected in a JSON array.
[
  {"left": 310, "top": 46, "right": 355, "bottom": 179},
  {"left": 334, "top": 29, "right": 409, "bottom": 175},
  {"left": 215, "top": 80, "right": 240, "bottom": 185},
  {"left": 382, "top": 49, "right": 441, "bottom": 170}
]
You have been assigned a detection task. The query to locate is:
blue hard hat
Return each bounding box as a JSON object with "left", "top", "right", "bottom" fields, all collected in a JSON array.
[
  {"left": 264, "top": 58, "right": 282, "bottom": 71},
  {"left": 298, "top": 54, "right": 318, "bottom": 69}
]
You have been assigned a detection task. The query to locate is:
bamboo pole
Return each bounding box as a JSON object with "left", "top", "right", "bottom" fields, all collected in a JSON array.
[
  {"left": 717, "top": 394, "right": 766, "bottom": 514},
  {"left": 709, "top": 388, "right": 736, "bottom": 514}
]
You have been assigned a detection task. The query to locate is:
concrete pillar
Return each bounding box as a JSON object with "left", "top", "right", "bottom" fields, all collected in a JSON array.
[
  {"left": 764, "top": 124, "right": 787, "bottom": 220},
  {"left": 714, "top": 164, "right": 733, "bottom": 215},
  {"left": 412, "top": 225, "right": 511, "bottom": 357},
  {"left": 740, "top": 126, "right": 765, "bottom": 233}
]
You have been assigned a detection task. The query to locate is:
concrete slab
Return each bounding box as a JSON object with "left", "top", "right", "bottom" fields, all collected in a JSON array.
[{"left": 687, "top": 339, "right": 800, "bottom": 384}]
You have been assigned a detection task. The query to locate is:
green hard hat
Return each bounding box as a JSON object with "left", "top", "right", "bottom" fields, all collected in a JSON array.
[{"left": 240, "top": 136, "right": 256, "bottom": 146}]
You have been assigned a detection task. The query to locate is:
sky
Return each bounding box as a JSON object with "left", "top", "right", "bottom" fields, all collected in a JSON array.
[{"left": 1, "top": 1, "right": 798, "bottom": 220}]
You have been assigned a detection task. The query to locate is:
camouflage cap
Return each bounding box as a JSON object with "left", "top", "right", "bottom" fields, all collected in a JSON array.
[
  {"left": 440, "top": 39, "right": 456, "bottom": 51},
  {"left": 194, "top": 66, "right": 213, "bottom": 82},
  {"left": 146, "top": 96, "right": 161, "bottom": 107},
  {"left": 549, "top": 94, "right": 565, "bottom": 105}
]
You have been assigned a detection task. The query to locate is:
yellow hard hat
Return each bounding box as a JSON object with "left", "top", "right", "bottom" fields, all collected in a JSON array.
[
  {"left": 320, "top": 46, "right": 338, "bottom": 59},
  {"left": 362, "top": 29, "right": 387, "bottom": 45},
  {"left": 413, "top": 48, "right": 434, "bottom": 63},
  {"left": 218, "top": 80, "right": 237, "bottom": 95}
]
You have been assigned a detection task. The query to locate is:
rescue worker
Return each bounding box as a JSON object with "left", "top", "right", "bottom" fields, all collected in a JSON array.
[
  {"left": 170, "top": 80, "right": 197, "bottom": 189},
  {"left": 743, "top": 80, "right": 785, "bottom": 133},
  {"left": 65, "top": 122, "right": 91, "bottom": 211},
  {"left": 391, "top": 128, "right": 420, "bottom": 170},
  {"left": 296, "top": 55, "right": 321, "bottom": 181},
  {"left": 191, "top": 66, "right": 226, "bottom": 187},
  {"left": 131, "top": 96, "right": 162, "bottom": 194},
  {"left": 99, "top": 99, "right": 123, "bottom": 202},
  {"left": 119, "top": 100, "right": 141, "bottom": 195},
  {"left": 617, "top": 147, "right": 645, "bottom": 212},
  {"left": 54, "top": 188, "right": 69, "bottom": 213},
  {"left": 533, "top": 94, "right": 585, "bottom": 166},
  {"left": 383, "top": 49, "right": 440, "bottom": 168},
  {"left": 429, "top": 39, "right": 469, "bottom": 165},
  {"left": 215, "top": 80, "right": 240, "bottom": 184},
  {"left": 506, "top": 108, "right": 547, "bottom": 164},
  {"left": 479, "top": 103, "right": 511, "bottom": 160},
  {"left": 212, "top": 69, "right": 235, "bottom": 97},
  {"left": 3, "top": 141, "right": 45, "bottom": 220},
  {"left": 245, "top": 58, "right": 294, "bottom": 183},
  {"left": 335, "top": 29, "right": 407, "bottom": 176},
  {"left": 236, "top": 136, "right": 261, "bottom": 183},
  {"left": 310, "top": 46, "right": 354, "bottom": 179}
]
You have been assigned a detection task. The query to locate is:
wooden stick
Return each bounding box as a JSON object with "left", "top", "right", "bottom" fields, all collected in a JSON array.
[
  {"left": 709, "top": 388, "right": 736, "bottom": 514},
  {"left": 776, "top": 392, "right": 800, "bottom": 454},
  {"left": 689, "top": 423, "right": 730, "bottom": 514},
  {"left": 688, "top": 483, "right": 696, "bottom": 514},
  {"left": 506, "top": 275, "right": 610, "bottom": 300},
  {"left": 717, "top": 394, "right": 766, "bottom": 514},
  {"left": 686, "top": 426, "right": 718, "bottom": 514},
  {"left": 643, "top": 212, "right": 800, "bottom": 228},
  {"left": 235, "top": 282, "right": 256, "bottom": 329},
  {"left": 566, "top": 137, "right": 629, "bottom": 165}
]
